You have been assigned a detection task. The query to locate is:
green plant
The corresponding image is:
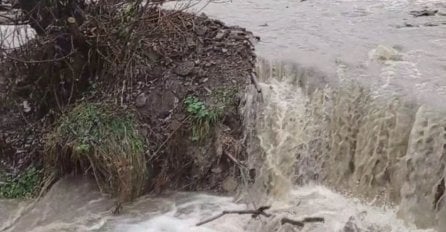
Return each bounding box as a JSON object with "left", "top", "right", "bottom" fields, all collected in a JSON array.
[
  {"left": 184, "top": 96, "right": 220, "bottom": 141},
  {"left": 0, "top": 166, "right": 42, "bottom": 199},
  {"left": 45, "top": 103, "right": 147, "bottom": 201}
]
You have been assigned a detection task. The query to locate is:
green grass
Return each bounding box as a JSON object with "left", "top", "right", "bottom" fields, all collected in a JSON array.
[
  {"left": 56, "top": 103, "right": 144, "bottom": 155},
  {"left": 184, "top": 96, "right": 220, "bottom": 141},
  {"left": 0, "top": 166, "right": 42, "bottom": 199},
  {"left": 45, "top": 102, "right": 147, "bottom": 201},
  {"left": 184, "top": 89, "right": 237, "bottom": 141}
]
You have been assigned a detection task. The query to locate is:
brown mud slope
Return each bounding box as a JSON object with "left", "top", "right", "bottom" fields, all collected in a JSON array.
[{"left": 0, "top": 5, "right": 257, "bottom": 197}]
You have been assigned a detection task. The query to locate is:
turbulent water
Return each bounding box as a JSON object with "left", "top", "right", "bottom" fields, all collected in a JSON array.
[
  {"left": 0, "top": 176, "right": 436, "bottom": 232},
  {"left": 2, "top": 0, "right": 446, "bottom": 231}
]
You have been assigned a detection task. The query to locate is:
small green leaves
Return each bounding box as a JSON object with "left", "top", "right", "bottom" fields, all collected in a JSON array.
[
  {"left": 0, "top": 166, "right": 42, "bottom": 199},
  {"left": 184, "top": 96, "right": 220, "bottom": 141}
]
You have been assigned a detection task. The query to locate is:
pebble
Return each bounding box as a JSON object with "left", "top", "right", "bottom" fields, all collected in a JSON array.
[
  {"left": 215, "top": 30, "right": 227, "bottom": 40},
  {"left": 174, "top": 61, "right": 195, "bottom": 76},
  {"left": 135, "top": 93, "right": 147, "bottom": 107},
  {"left": 22, "top": 101, "right": 31, "bottom": 113}
]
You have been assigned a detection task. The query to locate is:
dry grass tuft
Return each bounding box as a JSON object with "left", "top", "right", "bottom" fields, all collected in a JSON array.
[{"left": 44, "top": 102, "right": 147, "bottom": 201}]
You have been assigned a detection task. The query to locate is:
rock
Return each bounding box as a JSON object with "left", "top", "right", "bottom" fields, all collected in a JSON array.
[
  {"left": 222, "top": 176, "right": 238, "bottom": 192},
  {"left": 229, "top": 30, "right": 246, "bottom": 39},
  {"left": 174, "top": 61, "right": 195, "bottom": 76},
  {"left": 195, "top": 25, "right": 208, "bottom": 36},
  {"left": 369, "top": 45, "right": 402, "bottom": 62},
  {"left": 410, "top": 9, "right": 438, "bottom": 17},
  {"left": 22, "top": 101, "right": 31, "bottom": 113},
  {"left": 135, "top": 93, "right": 147, "bottom": 107},
  {"left": 211, "top": 167, "right": 222, "bottom": 173},
  {"left": 199, "top": 12, "right": 208, "bottom": 19},
  {"left": 215, "top": 30, "right": 228, "bottom": 40},
  {"left": 424, "top": 22, "right": 438, "bottom": 27},
  {"left": 222, "top": 48, "right": 228, "bottom": 53},
  {"left": 343, "top": 217, "right": 361, "bottom": 232}
]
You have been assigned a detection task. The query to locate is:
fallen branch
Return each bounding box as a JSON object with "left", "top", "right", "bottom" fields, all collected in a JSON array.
[
  {"left": 281, "top": 217, "right": 325, "bottom": 227},
  {"left": 196, "top": 206, "right": 271, "bottom": 226},
  {"left": 250, "top": 72, "right": 262, "bottom": 93}
]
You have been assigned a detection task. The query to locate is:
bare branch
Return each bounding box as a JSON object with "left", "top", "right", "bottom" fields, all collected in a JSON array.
[
  {"left": 196, "top": 206, "right": 324, "bottom": 229},
  {"left": 224, "top": 150, "right": 246, "bottom": 167},
  {"left": 281, "top": 217, "right": 325, "bottom": 227},
  {"left": 196, "top": 206, "right": 272, "bottom": 226}
]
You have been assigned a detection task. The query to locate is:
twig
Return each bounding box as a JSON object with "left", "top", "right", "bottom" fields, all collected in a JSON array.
[
  {"left": 250, "top": 72, "right": 262, "bottom": 93},
  {"left": 223, "top": 150, "right": 246, "bottom": 167},
  {"left": 196, "top": 206, "right": 271, "bottom": 226},
  {"left": 281, "top": 217, "right": 325, "bottom": 227},
  {"left": 150, "top": 115, "right": 191, "bottom": 160}
]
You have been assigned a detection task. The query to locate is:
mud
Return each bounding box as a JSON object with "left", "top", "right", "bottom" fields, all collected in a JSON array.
[{"left": 0, "top": 9, "right": 257, "bottom": 195}]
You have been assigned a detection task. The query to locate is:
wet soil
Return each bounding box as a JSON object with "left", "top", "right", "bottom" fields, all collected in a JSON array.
[{"left": 0, "top": 10, "right": 257, "bottom": 194}]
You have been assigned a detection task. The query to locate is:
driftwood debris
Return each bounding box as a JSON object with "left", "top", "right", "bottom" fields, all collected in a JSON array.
[
  {"left": 196, "top": 206, "right": 325, "bottom": 228},
  {"left": 196, "top": 206, "right": 272, "bottom": 226},
  {"left": 281, "top": 216, "right": 325, "bottom": 227}
]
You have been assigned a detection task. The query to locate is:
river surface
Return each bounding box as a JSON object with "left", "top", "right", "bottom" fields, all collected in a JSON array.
[
  {"left": 1, "top": 0, "right": 446, "bottom": 231},
  {"left": 186, "top": 0, "right": 446, "bottom": 107}
]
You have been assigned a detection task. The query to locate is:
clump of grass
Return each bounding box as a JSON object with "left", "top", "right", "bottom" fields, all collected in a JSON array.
[
  {"left": 0, "top": 166, "right": 42, "bottom": 199},
  {"left": 44, "top": 103, "right": 147, "bottom": 201},
  {"left": 184, "top": 89, "right": 237, "bottom": 141},
  {"left": 184, "top": 96, "right": 220, "bottom": 141}
]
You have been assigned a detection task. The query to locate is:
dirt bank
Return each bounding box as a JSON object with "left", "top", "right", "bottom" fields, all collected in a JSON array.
[{"left": 0, "top": 2, "right": 257, "bottom": 200}]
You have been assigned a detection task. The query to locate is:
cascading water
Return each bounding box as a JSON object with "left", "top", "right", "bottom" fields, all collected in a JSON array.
[
  {"left": 2, "top": 0, "right": 446, "bottom": 231},
  {"left": 243, "top": 59, "right": 446, "bottom": 231}
]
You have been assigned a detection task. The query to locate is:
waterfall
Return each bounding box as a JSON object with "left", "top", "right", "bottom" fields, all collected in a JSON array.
[{"left": 242, "top": 58, "right": 446, "bottom": 230}]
